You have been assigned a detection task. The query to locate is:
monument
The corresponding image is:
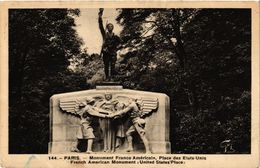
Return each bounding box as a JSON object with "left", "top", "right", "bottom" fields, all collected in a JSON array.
[
  {"left": 48, "top": 8, "right": 171, "bottom": 154},
  {"left": 48, "top": 84, "right": 171, "bottom": 154}
]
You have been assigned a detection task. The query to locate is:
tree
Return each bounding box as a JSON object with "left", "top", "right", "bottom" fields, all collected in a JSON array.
[
  {"left": 9, "top": 9, "right": 87, "bottom": 153},
  {"left": 113, "top": 8, "right": 251, "bottom": 153}
]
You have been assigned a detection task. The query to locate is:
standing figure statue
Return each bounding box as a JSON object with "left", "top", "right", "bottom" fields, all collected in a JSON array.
[
  {"left": 114, "top": 101, "right": 127, "bottom": 149},
  {"left": 70, "top": 98, "right": 111, "bottom": 153},
  {"left": 110, "top": 98, "right": 152, "bottom": 154},
  {"left": 98, "top": 8, "right": 121, "bottom": 80},
  {"left": 97, "top": 93, "right": 119, "bottom": 152}
]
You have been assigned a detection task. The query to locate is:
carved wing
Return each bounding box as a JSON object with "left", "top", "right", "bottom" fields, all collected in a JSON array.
[
  {"left": 60, "top": 95, "right": 105, "bottom": 114},
  {"left": 136, "top": 97, "right": 159, "bottom": 117},
  {"left": 59, "top": 97, "right": 81, "bottom": 115}
]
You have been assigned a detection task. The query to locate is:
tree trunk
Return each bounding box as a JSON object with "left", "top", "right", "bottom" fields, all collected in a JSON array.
[{"left": 172, "top": 9, "right": 187, "bottom": 70}]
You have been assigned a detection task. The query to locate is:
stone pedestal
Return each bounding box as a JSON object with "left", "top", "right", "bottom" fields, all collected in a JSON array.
[{"left": 49, "top": 85, "right": 171, "bottom": 154}]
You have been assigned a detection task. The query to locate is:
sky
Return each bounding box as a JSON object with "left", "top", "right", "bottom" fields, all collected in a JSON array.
[{"left": 75, "top": 9, "right": 122, "bottom": 54}]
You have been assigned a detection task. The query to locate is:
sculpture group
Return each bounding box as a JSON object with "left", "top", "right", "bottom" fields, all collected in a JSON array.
[
  {"left": 59, "top": 93, "right": 158, "bottom": 153},
  {"left": 49, "top": 9, "right": 171, "bottom": 155}
]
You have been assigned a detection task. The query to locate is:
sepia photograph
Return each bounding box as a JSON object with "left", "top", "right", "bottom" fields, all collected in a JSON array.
[
  {"left": 1, "top": 2, "right": 259, "bottom": 168},
  {"left": 8, "top": 7, "right": 252, "bottom": 154}
]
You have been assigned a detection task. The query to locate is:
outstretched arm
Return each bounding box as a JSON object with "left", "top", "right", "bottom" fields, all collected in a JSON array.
[
  {"left": 87, "top": 106, "right": 112, "bottom": 118},
  {"left": 98, "top": 8, "right": 106, "bottom": 40},
  {"left": 79, "top": 105, "right": 111, "bottom": 118},
  {"left": 110, "top": 103, "right": 134, "bottom": 118}
]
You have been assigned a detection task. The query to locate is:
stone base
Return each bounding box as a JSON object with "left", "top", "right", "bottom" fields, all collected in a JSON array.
[
  {"left": 149, "top": 141, "right": 171, "bottom": 154},
  {"left": 49, "top": 85, "right": 171, "bottom": 154},
  {"left": 49, "top": 141, "right": 75, "bottom": 154},
  {"left": 49, "top": 141, "right": 170, "bottom": 154}
]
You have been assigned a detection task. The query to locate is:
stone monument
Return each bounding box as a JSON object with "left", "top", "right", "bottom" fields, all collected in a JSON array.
[
  {"left": 48, "top": 84, "right": 171, "bottom": 154},
  {"left": 48, "top": 8, "right": 170, "bottom": 154}
]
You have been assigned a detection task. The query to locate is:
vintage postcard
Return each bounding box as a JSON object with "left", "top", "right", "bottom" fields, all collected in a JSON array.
[{"left": 0, "top": 1, "right": 259, "bottom": 168}]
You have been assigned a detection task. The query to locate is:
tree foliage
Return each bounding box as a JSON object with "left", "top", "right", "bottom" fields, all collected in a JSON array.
[
  {"left": 9, "top": 9, "right": 87, "bottom": 154},
  {"left": 112, "top": 8, "right": 251, "bottom": 153}
]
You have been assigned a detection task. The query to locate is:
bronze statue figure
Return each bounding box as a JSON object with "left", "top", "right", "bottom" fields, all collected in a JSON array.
[{"left": 98, "top": 8, "right": 121, "bottom": 80}]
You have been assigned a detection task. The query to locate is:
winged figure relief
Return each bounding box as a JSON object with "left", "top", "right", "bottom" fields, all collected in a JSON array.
[
  {"left": 136, "top": 97, "right": 159, "bottom": 117},
  {"left": 58, "top": 94, "right": 159, "bottom": 154},
  {"left": 106, "top": 95, "right": 159, "bottom": 154}
]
